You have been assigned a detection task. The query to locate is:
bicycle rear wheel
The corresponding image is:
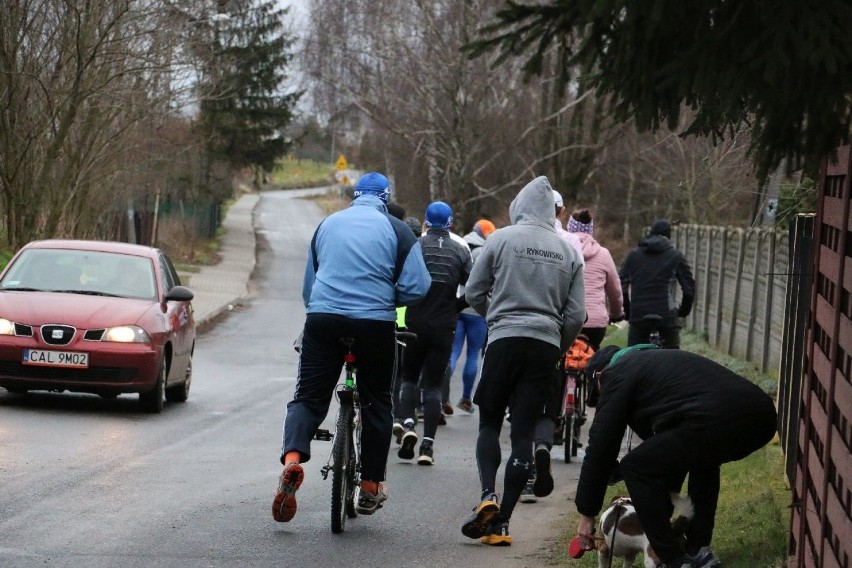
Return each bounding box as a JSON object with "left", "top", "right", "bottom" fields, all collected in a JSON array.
[
  {"left": 345, "top": 415, "right": 361, "bottom": 519},
  {"left": 565, "top": 413, "right": 577, "bottom": 463},
  {"left": 571, "top": 375, "right": 587, "bottom": 457},
  {"left": 331, "top": 402, "right": 353, "bottom": 534},
  {"left": 563, "top": 373, "right": 578, "bottom": 463}
]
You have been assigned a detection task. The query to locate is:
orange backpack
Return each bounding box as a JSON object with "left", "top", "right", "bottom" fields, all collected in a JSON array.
[{"left": 564, "top": 336, "right": 595, "bottom": 372}]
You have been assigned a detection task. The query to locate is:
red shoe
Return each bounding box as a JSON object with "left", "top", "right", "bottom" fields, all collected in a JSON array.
[{"left": 272, "top": 462, "right": 304, "bottom": 522}]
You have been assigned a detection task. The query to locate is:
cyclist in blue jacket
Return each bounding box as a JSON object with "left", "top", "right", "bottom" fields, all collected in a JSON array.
[{"left": 273, "top": 172, "right": 431, "bottom": 523}]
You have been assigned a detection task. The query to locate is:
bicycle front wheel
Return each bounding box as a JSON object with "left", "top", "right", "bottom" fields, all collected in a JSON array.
[{"left": 331, "top": 402, "right": 354, "bottom": 534}]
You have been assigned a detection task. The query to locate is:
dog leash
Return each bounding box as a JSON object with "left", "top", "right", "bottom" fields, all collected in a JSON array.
[{"left": 605, "top": 498, "right": 630, "bottom": 568}]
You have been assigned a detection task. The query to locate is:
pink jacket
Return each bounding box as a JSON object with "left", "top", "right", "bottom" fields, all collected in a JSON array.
[{"left": 575, "top": 233, "right": 624, "bottom": 328}]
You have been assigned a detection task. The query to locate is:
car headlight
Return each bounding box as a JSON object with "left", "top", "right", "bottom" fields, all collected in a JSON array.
[
  {"left": 103, "top": 325, "right": 151, "bottom": 343},
  {"left": 0, "top": 318, "right": 13, "bottom": 335}
]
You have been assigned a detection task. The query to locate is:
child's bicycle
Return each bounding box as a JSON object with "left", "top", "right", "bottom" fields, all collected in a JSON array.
[
  {"left": 553, "top": 336, "right": 595, "bottom": 463},
  {"left": 313, "top": 331, "right": 416, "bottom": 534}
]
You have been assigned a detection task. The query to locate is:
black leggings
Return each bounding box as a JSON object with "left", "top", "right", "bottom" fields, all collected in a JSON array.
[
  {"left": 399, "top": 326, "right": 454, "bottom": 439},
  {"left": 474, "top": 337, "right": 560, "bottom": 522}
]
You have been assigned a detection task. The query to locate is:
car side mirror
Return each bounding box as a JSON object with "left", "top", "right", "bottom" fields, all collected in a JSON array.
[{"left": 164, "top": 285, "right": 194, "bottom": 302}]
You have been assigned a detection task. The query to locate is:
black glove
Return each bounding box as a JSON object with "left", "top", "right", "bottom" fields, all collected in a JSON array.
[
  {"left": 677, "top": 305, "right": 690, "bottom": 318},
  {"left": 455, "top": 296, "right": 469, "bottom": 313},
  {"left": 609, "top": 314, "right": 625, "bottom": 324}
]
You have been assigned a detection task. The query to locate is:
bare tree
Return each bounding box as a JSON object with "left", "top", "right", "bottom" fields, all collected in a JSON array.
[
  {"left": 0, "top": 1, "right": 194, "bottom": 247},
  {"left": 582, "top": 116, "right": 757, "bottom": 247},
  {"left": 301, "top": 0, "right": 597, "bottom": 229},
  {"left": 300, "top": 1, "right": 760, "bottom": 237}
]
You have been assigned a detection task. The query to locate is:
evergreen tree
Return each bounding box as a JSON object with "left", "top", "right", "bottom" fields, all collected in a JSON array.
[
  {"left": 201, "top": 0, "right": 301, "bottom": 182},
  {"left": 464, "top": 0, "right": 852, "bottom": 180}
]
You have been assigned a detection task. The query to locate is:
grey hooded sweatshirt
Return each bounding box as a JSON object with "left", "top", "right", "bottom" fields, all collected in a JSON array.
[{"left": 465, "top": 176, "right": 586, "bottom": 351}]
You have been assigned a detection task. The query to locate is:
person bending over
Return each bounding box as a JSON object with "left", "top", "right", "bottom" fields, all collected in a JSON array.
[{"left": 575, "top": 345, "right": 777, "bottom": 567}]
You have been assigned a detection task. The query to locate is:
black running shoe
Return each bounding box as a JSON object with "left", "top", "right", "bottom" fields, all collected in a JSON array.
[
  {"left": 392, "top": 421, "right": 404, "bottom": 445},
  {"left": 461, "top": 494, "right": 500, "bottom": 539},
  {"left": 417, "top": 439, "right": 434, "bottom": 465},
  {"left": 398, "top": 426, "right": 418, "bottom": 460},
  {"left": 519, "top": 478, "right": 538, "bottom": 503},
  {"left": 533, "top": 444, "right": 554, "bottom": 497}
]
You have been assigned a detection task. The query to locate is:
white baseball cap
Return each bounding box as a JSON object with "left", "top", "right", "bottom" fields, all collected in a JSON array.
[{"left": 552, "top": 190, "right": 564, "bottom": 208}]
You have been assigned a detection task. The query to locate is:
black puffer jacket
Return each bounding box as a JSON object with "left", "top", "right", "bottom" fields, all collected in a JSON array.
[
  {"left": 619, "top": 235, "right": 695, "bottom": 324},
  {"left": 574, "top": 349, "right": 776, "bottom": 517},
  {"left": 405, "top": 228, "right": 472, "bottom": 331}
]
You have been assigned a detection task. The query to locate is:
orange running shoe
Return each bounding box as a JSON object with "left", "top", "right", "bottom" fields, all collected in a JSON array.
[{"left": 272, "top": 462, "right": 304, "bottom": 522}]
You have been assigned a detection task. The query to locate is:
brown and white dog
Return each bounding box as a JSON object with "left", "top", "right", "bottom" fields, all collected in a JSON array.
[{"left": 597, "top": 494, "right": 694, "bottom": 568}]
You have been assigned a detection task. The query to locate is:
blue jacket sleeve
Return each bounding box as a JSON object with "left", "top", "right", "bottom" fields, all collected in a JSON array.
[
  {"left": 395, "top": 241, "right": 431, "bottom": 306},
  {"left": 302, "top": 246, "right": 317, "bottom": 308}
]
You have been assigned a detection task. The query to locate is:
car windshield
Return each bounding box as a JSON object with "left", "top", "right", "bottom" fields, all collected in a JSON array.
[{"left": 0, "top": 249, "right": 157, "bottom": 301}]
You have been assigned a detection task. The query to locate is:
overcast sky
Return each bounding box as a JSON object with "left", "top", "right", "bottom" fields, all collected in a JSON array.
[{"left": 281, "top": 0, "right": 307, "bottom": 25}]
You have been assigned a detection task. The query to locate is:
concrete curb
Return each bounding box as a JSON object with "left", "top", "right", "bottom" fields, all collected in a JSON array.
[{"left": 184, "top": 193, "right": 260, "bottom": 333}]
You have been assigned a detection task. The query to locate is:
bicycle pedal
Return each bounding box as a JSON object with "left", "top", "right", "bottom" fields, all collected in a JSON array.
[{"left": 314, "top": 428, "right": 333, "bottom": 441}]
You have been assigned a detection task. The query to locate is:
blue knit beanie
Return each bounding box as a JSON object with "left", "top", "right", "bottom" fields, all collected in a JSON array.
[{"left": 353, "top": 172, "right": 391, "bottom": 203}]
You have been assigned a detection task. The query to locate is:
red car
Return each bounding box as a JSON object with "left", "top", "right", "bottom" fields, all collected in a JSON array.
[{"left": 0, "top": 240, "right": 196, "bottom": 413}]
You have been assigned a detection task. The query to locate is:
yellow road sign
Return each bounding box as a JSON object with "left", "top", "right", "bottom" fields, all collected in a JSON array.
[{"left": 335, "top": 155, "right": 348, "bottom": 170}]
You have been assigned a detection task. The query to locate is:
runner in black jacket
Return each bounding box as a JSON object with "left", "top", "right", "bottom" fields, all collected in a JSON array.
[
  {"left": 397, "top": 201, "right": 472, "bottom": 465},
  {"left": 574, "top": 346, "right": 777, "bottom": 568},
  {"left": 619, "top": 219, "right": 695, "bottom": 348}
]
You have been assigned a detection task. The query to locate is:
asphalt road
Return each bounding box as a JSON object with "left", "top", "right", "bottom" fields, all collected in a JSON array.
[{"left": 0, "top": 189, "right": 583, "bottom": 567}]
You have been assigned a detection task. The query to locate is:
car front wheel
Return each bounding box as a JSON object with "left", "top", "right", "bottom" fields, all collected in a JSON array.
[
  {"left": 139, "top": 360, "right": 166, "bottom": 413},
  {"left": 165, "top": 356, "right": 191, "bottom": 403}
]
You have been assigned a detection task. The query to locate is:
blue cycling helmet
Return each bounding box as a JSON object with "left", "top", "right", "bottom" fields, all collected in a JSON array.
[
  {"left": 353, "top": 172, "right": 391, "bottom": 204},
  {"left": 425, "top": 201, "right": 453, "bottom": 229}
]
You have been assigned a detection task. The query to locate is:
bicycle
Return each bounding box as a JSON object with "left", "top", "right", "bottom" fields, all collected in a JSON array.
[
  {"left": 313, "top": 331, "right": 416, "bottom": 534},
  {"left": 561, "top": 368, "right": 587, "bottom": 463},
  {"left": 554, "top": 336, "right": 594, "bottom": 463},
  {"left": 643, "top": 313, "right": 665, "bottom": 348}
]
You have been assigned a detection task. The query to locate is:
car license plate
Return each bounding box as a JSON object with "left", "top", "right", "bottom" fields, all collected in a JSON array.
[{"left": 23, "top": 349, "right": 89, "bottom": 368}]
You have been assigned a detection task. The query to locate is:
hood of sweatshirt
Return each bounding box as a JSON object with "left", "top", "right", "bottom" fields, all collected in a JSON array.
[
  {"left": 509, "top": 176, "right": 556, "bottom": 229},
  {"left": 576, "top": 232, "right": 604, "bottom": 261},
  {"left": 463, "top": 230, "right": 487, "bottom": 249},
  {"left": 637, "top": 234, "right": 674, "bottom": 254}
]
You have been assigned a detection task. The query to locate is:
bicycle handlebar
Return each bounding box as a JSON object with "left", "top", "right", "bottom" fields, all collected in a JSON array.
[{"left": 396, "top": 331, "right": 417, "bottom": 342}]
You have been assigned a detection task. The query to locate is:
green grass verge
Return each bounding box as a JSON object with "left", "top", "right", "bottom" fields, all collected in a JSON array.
[
  {"left": 549, "top": 327, "right": 790, "bottom": 567},
  {"left": 268, "top": 157, "right": 335, "bottom": 189}
]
